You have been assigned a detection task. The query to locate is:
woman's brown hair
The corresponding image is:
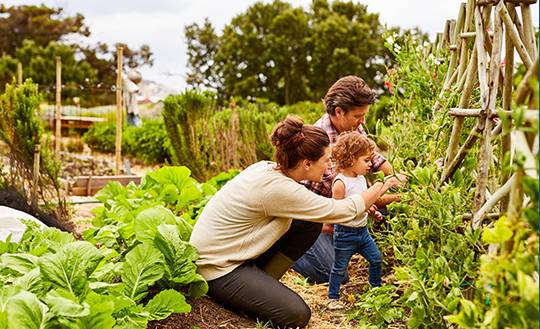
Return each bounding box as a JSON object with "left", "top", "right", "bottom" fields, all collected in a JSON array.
[
  {"left": 270, "top": 115, "right": 330, "bottom": 171},
  {"left": 332, "top": 131, "right": 376, "bottom": 171}
]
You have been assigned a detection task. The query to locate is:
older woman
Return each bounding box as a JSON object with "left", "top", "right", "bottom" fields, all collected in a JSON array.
[{"left": 190, "top": 116, "right": 403, "bottom": 328}]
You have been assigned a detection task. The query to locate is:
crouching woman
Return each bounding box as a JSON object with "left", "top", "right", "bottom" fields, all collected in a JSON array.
[{"left": 189, "top": 116, "right": 402, "bottom": 328}]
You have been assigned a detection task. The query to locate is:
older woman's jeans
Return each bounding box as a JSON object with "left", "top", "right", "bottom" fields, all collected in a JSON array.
[
  {"left": 328, "top": 225, "right": 381, "bottom": 299},
  {"left": 207, "top": 220, "right": 321, "bottom": 328}
]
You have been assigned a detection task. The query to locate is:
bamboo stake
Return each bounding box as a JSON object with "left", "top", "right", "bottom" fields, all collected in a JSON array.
[
  {"left": 475, "top": 7, "right": 490, "bottom": 112},
  {"left": 17, "top": 62, "right": 22, "bottom": 85},
  {"left": 500, "top": 3, "right": 514, "bottom": 214},
  {"left": 478, "top": 0, "right": 537, "bottom": 5},
  {"left": 457, "top": 0, "right": 476, "bottom": 81},
  {"left": 507, "top": 170, "right": 523, "bottom": 219},
  {"left": 442, "top": 4, "right": 466, "bottom": 92},
  {"left": 498, "top": 3, "right": 534, "bottom": 69},
  {"left": 515, "top": 54, "right": 539, "bottom": 104},
  {"left": 473, "top": 174, "right": 516, "bottom": 229},
  {"left": 499, "top": 10, "right": 515, "bottom": 213},
  {"left": 115, "top": 46, "right": 123, "bottom": 175},
  {"left": 520, "top": 3, "right": 537, "bottom": 59},
  {"left": 442, "top": 123, "right": 482, "bottom": 182},
  {"left": 55, "top": 56, "right": 61, "bottom": 158},
  {"left": 31, "top": 142, "right": 41, "bottom": 209},
  {"left": 443, "top": 43, "right": 478, "bottom": 170},
  {"left": 442, "top": 20, "right": 451, "bottom": 49},
  {"left": 513, "top": 130, "right": 538, "bottom": 178},
  {"left": 473, "top": 5, "right": 502, "bottom": 213},
  {"left": 460, "top": 31, "right": 495, "bottom": 38}
]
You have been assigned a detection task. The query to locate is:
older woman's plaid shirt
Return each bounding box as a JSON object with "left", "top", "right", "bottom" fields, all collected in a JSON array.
[{"left": 302, "top": 113, "right": 387, "bottom": 198}]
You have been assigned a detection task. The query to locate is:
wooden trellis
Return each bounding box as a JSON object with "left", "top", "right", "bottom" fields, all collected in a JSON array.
[{"left": 432, "top": 0, "right": 538, "bottom": 229}]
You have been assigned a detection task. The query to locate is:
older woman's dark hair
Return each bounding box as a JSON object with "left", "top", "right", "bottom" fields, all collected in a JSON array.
[
  {"left": 270, "top": 115, "right": 330, "bottom": 171},
  {"left": 324, "top": 75, "right": 376, "bottom": 115}
]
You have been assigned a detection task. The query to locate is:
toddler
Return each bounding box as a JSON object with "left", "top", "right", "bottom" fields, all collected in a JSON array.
[{"left": 327, "top": 131, "right": 405, "bottom": 309}]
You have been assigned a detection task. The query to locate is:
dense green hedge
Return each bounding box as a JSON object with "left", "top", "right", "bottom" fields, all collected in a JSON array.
[
  {"left": 83, "top": 118, "right": 172, "bottom": 164},
  {"left": 162, "top": 91, "right": 328, "bottom": 180}
]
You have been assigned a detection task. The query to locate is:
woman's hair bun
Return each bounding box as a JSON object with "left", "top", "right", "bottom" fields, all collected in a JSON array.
[{"left": 270, "top": 115, "right": 305, "bottom": 150}]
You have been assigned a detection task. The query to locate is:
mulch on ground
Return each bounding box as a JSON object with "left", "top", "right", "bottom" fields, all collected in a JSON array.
[{"left": 148, "top": 296, "right": 257, "bottom": 329}]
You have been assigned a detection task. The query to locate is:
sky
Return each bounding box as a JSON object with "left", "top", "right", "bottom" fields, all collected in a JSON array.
[{"left": 4, "top": 0, "right": 539, "bottom": 91}]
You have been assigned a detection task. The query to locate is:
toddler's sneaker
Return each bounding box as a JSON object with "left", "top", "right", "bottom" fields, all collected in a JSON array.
[{"left": 327, "top": 299, "right": 344, "bottom": 310}]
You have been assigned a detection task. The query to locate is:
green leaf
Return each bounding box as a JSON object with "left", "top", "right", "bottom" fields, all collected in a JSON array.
[
  {"left": 121, "top": 244, "right": 164, "bottom": 301},
  {"left": 114, "top": 304, "right": 149, "bottom": 329},
  {"left": 0, "top": 253, "right": 39, "bottom": 275},
  {"left": 134, "top": 206, "right": 177, "bottom": 244},
  {"left": 153, "top": 224, "right": 208, "bottom": 297},
  {"left": 145, "top": 289, "right": 191, "bottom": 320},
  {"left": 482, "top": 217, "right": 513, "bottom": 244},
  {"left": 517, "top": 271, "right": 538, "bottom": 302},
  {"left": 176, "top": 217, "right": 193, "bottom": 242},
  {"left": 43, "top": 289, "right": 90, "bottom": 318},
  {"left": 13, "top": 268, "right": 42, "bottom": 294},
  {"left": 76, "top": 292, "right": 115, "bottom": 329},
  {"left": 6, "top": 291, "right": 50, "bottom": 329},
  {"left": 39, "top": 241, "right": 105, "bottom": 297}
]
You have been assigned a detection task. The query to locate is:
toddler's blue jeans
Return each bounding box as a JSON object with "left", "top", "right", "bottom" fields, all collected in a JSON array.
[{"left": 328, "top": 225, "right": 381, "bottom": 299}]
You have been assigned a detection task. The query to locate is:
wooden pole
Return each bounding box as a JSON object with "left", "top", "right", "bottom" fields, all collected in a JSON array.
[
  {"left": 442, "top": 124, "right": 482, "bottom": 182},
  {"left": 498, "top": 3, "right": 534, "bottom": 70},
  {"left": 507, "top": 170, "right": 523, "bottom": 218},
  {"left": 443, "top": 43, "right": 478, "bottom": 169},
  {"left": 515, "top": 55, "right": 539, "bottom": 104},
  {"left": 500, "top": 6, "right": 515, "bottom": 214},
  {"left": 115, "top": 46, "right": 123, "bottom": 175},
  {"left": 473, "top": 174, "right": 516, "bottom": 229},
  {"left": 443, "top": 4, "right": 465, "bottom": 88},
  {"left": 17, "top": 62, "right": 23, "bottom": 85},
  {"left": 473, "top": 6, "right": 503, "bottom": 213},
  {"left": 519, "top": 3, "right": 537, "bottom": 59},
  {"left": 31, "top": 142, "right": 41, "bottom": 209},
  {"left": 55, "top": 56, "right": 62, "bottom": 158},
  {"left": 457, "top": 0, "right": 476, "bottom": 82}
]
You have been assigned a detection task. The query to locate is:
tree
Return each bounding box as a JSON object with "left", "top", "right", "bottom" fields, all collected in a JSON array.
[
  {"left": 306, "top": 0, "right": 386, "bottom": 99},
  {"left": 0, "top": 4, "right": 154, "bottom": 106},
  {"left": 0, "top": 4, "right": 89, "bottom": 56},
  {"left": 184, "top": 0, "right": 397, "bottom": 105},
  {"left": 185, "top": 18, "right": 222, "bottom": 92},
  {"left": 9, "top": 40, "right": 98, "bottom": 104}
]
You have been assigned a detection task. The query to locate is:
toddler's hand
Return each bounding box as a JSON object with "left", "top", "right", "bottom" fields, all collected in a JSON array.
[
  {"left": 384, "top": 173, "right": 408, "bottom": 189},
  {"left": 367, "top": 204, "right": 378, "bottom": 215},
  {"left": 374, "top": 211, "right": 383, "bottom": 222}
]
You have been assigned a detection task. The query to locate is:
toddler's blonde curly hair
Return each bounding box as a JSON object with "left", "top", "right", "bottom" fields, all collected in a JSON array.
[{"left": 332, "top": 131, "right": 376, "bottom": 171}]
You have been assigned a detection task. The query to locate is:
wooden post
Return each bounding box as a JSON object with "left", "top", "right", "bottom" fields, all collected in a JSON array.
[
  {"left": 473, "top": 6, "right": 503, "bottom": 213},
  {"left": 473, "top": 174, "right": 515, "bottom": 229},
  {"left": 31, "top": 142, "right": 41, "bottom": 209},
  {"left": 519, "top": 3, "right": 537, "bottom": 59},
  {"left": 498, "top": 3, "right": 533, "bottom": 70},
  {"left": 443, "top": 4, "right": 465, "bottom": 88},
  {"left": 442, "top": 124, "right": 482, "bottom": 182},
  {"left": 115, "top": 46, "right": 123, "bottom": 175},
  {"left": 457, "top": 0, "right": 476, "bottom": 81},
  {"left": 17, "top": 62, "right": 23, "bottom": 85},
  {"left": 55, "top": 56, "right": 62, "bottom": 158},
  {"left": 500, "top": 4, "right": 514, "bottom": 214},
  {"left": 515, "top": 55, "right": 539, "bottom": 104},
  {"left": 507, "top": 170, "right": 523, "bottom": 219},
  {"left": 443, "top": 43, "right": 478, "bottom": 171}
]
